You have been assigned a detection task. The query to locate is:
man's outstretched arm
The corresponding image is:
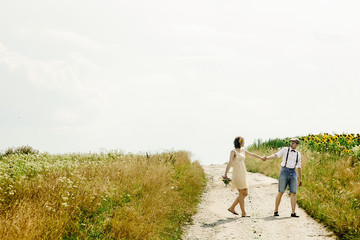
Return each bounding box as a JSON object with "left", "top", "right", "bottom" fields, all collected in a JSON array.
[{"left": 264, "top": 154, "right": 278, "bottom": 161}]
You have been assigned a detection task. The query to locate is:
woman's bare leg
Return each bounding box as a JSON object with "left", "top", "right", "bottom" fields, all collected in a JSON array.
[
  {"left": 238, "top": 188, "right": 248, "bottom": 216},
  {"left": 229, "top": 196, "right": 240, "bottom": 210},
  {"left": 228, "top": 195, "right": 240, "bottom": 214}
]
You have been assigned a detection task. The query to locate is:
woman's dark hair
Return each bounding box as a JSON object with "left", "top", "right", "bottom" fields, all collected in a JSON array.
[{"left": 234, "top": 136, "right": 244, "bottom": 149}]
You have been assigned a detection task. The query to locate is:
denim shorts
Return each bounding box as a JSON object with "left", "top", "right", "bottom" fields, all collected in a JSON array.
[{"left": 278, "top": 167, "right": 297, "bottom": 193}]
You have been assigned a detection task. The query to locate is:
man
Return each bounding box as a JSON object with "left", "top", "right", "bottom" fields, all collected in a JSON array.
[{"left": 264, "top": 138, "right": 302, "bottom": 217}]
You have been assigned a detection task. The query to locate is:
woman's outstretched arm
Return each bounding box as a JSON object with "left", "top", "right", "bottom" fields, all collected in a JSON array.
[{"left": 245, "top": 150, "right": 266, "bottom": 161}]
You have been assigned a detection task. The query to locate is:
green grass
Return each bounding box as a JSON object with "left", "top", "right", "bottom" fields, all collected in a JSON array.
[{"left": 0, "top": 150, "right": 206, "bottom": 239}]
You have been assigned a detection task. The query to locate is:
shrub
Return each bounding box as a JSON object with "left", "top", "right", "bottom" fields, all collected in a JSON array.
[{"left": 3, "top": 146, "right": 39, "bottom": 156}]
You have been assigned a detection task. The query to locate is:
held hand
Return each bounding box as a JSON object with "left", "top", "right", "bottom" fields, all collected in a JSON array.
[
  {"left": 298, "top": 180, "right": 302, "bottom": 187},
  {"left": 260, "top": 156, "right": 266, "bottom": 161}
]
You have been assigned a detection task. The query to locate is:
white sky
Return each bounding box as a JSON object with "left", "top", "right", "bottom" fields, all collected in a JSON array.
[{"left": 1, "top": 1, "right": 359, "bottom": 164}]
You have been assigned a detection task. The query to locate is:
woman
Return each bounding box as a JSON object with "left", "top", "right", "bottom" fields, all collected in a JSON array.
[{"left": 223, "top": 136, "right": 265, "bottom": 217}]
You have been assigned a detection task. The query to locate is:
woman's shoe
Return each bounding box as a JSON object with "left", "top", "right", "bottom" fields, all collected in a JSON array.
[{"left": 228, "top": 209, "right": 239, "bottom": 215}]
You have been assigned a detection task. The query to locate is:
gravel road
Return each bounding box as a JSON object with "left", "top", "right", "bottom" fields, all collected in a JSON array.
[{"left": 183, "top": 164, "right": 336, "bottom": 240}]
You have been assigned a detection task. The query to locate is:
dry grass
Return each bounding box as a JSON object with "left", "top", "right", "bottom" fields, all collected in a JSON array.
[
  {"left": 0, "top": 151, "right": 205, "bottom": 239},
  {"left": 246, "top": 146, "right": 360, "bottom": 239}
]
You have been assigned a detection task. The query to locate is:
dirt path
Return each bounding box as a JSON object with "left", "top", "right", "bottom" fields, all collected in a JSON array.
[{"left": 183, "top": 164, "right": 335, "bottom": 240}]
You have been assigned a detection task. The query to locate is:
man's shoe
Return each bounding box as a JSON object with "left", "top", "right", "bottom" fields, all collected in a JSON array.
[
  {"left": 274, "top": 212, "right": 279, "bottom": 216},
  {"left": 291, "top": 213, "right": 299, "bottom": 218}
]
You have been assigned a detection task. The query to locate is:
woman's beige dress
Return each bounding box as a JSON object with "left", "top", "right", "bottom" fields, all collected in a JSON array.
[{"left": 231, "top": 148, "right": 249, "bottom": 190}]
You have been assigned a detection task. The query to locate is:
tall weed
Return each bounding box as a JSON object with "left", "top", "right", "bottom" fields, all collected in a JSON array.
[{"left": 0, "top": 150, "right": 205, "bottom": 239}]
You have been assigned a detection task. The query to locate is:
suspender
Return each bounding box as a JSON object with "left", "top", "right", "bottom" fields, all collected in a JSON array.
[
  {"left": 284, "top": 147, "right": 299, "bottom": 168},
  {"left": 284, "top": 148, "right": 290, "bottom": 167}
]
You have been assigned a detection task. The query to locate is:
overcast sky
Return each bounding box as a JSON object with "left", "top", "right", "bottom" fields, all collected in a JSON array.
[{"left": 1, "top": 1, "right": 359, "bottom": 164}]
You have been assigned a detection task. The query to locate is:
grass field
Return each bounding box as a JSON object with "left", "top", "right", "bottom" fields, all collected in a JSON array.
[
  {"left": 247, "top": 135, "right": 360, "bottom": 240},
  {"left": 0, "top": 148, "right": 206, "bottom": 239}
]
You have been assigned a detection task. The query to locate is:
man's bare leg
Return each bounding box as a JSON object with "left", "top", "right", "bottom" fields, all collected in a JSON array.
[
  {"left": 275, "top": 192, "right": 283, "bottom": 213},
  {"left": 290, "top": 193, "right": 296, "bottom": 214}
]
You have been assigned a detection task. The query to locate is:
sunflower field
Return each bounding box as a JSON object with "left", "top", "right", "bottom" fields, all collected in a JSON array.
[
  {"left": 252, "top": 133, "right": 360, "bottom": 164},
  {"left": 301, "top": 133, "right": 360, "bottom": 159}
]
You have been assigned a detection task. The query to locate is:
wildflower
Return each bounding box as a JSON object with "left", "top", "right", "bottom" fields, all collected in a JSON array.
[
  {"left": 222, "top": 176, "right": 231, "bottom": 186},
  {"left": 45, "top": 206, "right": 54, "bottom": 211}
]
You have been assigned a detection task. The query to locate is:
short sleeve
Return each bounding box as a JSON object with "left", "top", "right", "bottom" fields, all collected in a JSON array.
[{"left": 275, "top": 147, "right": 287, "bottom": 158}]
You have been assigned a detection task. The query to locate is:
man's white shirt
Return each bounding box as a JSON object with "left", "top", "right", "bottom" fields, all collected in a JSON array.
[{"left": 275, "top": 147, "right": 301, "bottom": 168}]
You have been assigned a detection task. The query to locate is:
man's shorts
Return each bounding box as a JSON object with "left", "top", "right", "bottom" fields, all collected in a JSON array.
[{"left": 278, "top": 167, "right": 297, "bottom": 194}]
